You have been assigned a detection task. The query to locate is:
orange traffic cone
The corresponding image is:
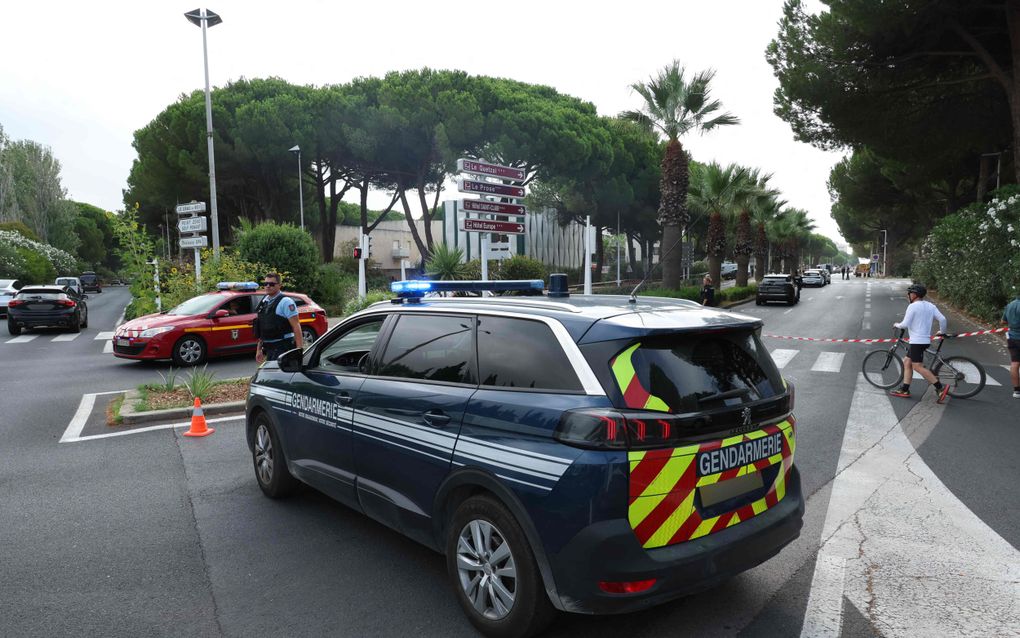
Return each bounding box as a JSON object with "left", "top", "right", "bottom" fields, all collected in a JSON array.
[{"left": 183, "top": 397, "right": 214, "bottom": 437}]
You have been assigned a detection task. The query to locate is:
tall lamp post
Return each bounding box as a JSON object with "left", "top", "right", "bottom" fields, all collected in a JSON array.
[
  {"left": 184, "top": 8, "right": 223, "bottom": 258},
  {"left": 880, "top": 229, "right": 888, "bottom": 277},
  {"left": 289, "top": 145, "right": 305, "bottom": 230}
]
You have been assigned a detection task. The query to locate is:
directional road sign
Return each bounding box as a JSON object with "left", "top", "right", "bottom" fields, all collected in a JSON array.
[
  {"left": 461, "top": 218, "right": 525, "bottom": 235},
  {"left": 177, "top": 216, "right": 208, "bottom": 233},
  {"left": 456, "top": 159, "right": 526, "bottom": 181},
  {"left": 457, "top": 178, "right": 525, "bottom": 199},
  {"left": 175, "top": 202, "right": 207, "bottom": 215},
  {"left": 179, "top": 236, "right": 209, "bottom": 249},
  {"left": 460, "top": 199, "right": 526, "bottom": 216}
]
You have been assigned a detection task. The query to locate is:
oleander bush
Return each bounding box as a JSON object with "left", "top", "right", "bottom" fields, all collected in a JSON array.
[
  {"left": 0, "top": 229, "right": 77, "bottom": 281},
  {"left": 912, "top": 185, "right": 1020, "bottom": 322}
]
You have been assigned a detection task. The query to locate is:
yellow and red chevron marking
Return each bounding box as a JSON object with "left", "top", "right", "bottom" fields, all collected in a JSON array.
[{"left": 628, "top": 420, "right": 796, "bottom": 549}]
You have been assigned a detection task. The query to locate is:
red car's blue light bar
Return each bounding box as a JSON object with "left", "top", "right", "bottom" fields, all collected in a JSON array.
[{"left": 216, "top": 281, "right": 260, "bottom": 291}]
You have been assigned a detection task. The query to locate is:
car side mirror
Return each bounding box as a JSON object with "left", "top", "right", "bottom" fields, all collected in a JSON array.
[
  {"left": 277, "top": 348, "right": 304, "bottom": 373},
  {"left": 212, "top": 309, "right": 230, "bottom": 318}
]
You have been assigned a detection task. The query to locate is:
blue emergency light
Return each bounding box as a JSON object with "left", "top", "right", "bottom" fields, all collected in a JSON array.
[
  {"left": 389, "top": 279, "right": 545, "bottom": 300},
  {"left": 216, "top": 281, "right": 260, "bottom": 291}
]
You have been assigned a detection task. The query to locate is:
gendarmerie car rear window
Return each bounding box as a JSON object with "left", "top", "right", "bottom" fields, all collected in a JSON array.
[{"left": 607, "top": 329, "right": 785, "bottom": 415}]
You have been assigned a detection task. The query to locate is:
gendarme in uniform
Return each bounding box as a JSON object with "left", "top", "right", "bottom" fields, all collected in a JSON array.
[{"left": 255, "top": 283, "right": 300, "bottom": 362}]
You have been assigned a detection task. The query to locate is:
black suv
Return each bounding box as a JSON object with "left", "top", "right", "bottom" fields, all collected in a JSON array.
[
  {"left": 80, "top": 271, "right": 102, "bottom": 293},
  {"left": 756, "top": 274, "right": 800, "bottom": 306},
  {"left": 246, "top": 278, "right": 802, "bottom": 637}
]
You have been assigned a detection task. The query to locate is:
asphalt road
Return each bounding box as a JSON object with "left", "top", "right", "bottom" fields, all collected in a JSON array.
[{"left": 0, "top": 280, "right": 1016, "bottom": 637}]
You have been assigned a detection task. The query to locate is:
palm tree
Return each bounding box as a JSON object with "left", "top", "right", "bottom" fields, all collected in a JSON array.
[
  {"left": 733, "top": 170, "right": 778, "bottom": 287},
  {"left": 750, "top": 194, "right": 786, "bottom": 281},
  {"left": 772, "top": 209, "right": 815, "bottom": 272},
  {"left": 624, "top": 62, "right": 739, "bottom": 289},
  {"left": 688, "top": 162, "right": 753, "bottom": 287}
]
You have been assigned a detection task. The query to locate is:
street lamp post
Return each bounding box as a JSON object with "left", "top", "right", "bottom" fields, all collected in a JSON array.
[
  {"left": 184, "top": 8, "right": 223, "bottom": 259},
  {"left": 289, "top": 145, "right": 304, "bottom": 231},
  {"left": 880, "top": 229, "right": 888, "bottom": 277}
]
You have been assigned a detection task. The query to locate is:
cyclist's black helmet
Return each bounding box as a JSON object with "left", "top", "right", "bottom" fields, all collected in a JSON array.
[{"left": 907, "top": 284, "right": 927, "bottom": 297}]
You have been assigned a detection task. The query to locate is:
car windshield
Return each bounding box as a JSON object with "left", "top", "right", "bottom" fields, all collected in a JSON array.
[
  {"left": 608, "top": 329, "right": 785, "bottom": 414},
  {"left": 167, "top": 294, "right": 225, "bottom": 316},
  {"left": 56, "top": 278, "right": 77, "bottom": 286},
  {"left": 763, "top": 277, "right": 788, "bottom": 284}
]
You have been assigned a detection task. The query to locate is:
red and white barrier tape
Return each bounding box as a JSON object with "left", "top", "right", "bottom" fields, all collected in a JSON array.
[{"left": 763, "top": 327, "right": 1008, "bottom": 344}]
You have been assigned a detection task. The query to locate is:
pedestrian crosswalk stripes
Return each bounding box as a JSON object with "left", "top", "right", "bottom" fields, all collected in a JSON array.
[
  {"left": 810, "top": 352, "right": 845, "bottom": 373},
  {"left": 769, "top": 347, "right": 1005, "bottom": 386},
  {"left": 3, "top": 332, "right": 112, "bottom": 345},
  {"left": 771, "top": 349, "right": 799, "bottom": 369},
  {"left": 51, "top": 333, "right": 80, "bottom": 342},
  {"left": 95, "top": 332, "right": 114, "bottom": 340},
  {"left": 6, "top": 335, "right": 38, "bottom": 344}
]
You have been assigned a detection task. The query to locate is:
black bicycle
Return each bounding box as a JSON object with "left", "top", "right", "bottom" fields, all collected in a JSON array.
[{"left": 861, "top": 330, "right": 986, "bottom": 398}]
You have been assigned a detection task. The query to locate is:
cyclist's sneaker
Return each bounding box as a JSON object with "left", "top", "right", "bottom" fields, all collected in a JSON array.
[
  {"left": 1012, "top": 390, "right": 1020, "bottom": 399},
  {"left": 890, "top": 389, "right": 911, "bottom": 398},
  {"left": 936, "top": 384, "right": 950, "bottom": 404}
]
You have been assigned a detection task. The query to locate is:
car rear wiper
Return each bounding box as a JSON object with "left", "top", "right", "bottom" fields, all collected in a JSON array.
[{"left": 697, "top": 388, "right": 750, "bottom": 404}]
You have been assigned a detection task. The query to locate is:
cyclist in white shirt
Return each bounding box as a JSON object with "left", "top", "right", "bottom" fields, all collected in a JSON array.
[{"left": 890, "top": 284, "right": 949, "bottom": 402}]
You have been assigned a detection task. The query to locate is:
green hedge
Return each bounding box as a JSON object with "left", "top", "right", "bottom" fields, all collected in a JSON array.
[{"left": 912, "top": 185, "right": 1020, "bottom": 322}]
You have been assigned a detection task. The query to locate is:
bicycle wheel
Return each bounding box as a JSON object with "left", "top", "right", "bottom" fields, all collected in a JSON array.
[
  {"left": 933, "top": 356, "right": 985, "bottom": 399},
  {"left": 862, "top": 349, "right": 904, "bottom": 389}
]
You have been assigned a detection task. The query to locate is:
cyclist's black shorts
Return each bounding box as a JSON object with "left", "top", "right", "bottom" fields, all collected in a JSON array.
[
  {"left": 908, "top": 343, "right": 929, "bottom": 363},
  {"left": 1008, "top": 338, "right": 1020, "bottom": 363}
]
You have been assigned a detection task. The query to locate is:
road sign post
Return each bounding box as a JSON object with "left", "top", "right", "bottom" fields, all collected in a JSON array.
[{"left": 176, "top": 202, "right": 208, "bottom": 287}]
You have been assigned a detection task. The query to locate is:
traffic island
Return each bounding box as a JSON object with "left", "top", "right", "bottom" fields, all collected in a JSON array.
[{"left": 113, "top": 378, "right": 248, "bottom": 426}]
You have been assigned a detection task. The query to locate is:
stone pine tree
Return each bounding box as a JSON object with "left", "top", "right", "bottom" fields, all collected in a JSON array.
[{"left": 624, "top": 62, "right": 739, "bottom": 289}]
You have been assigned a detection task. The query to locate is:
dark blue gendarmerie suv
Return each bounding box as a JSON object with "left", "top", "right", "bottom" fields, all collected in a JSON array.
[{"left": 245, "top": 278, "right": 803, "bottom": 638}]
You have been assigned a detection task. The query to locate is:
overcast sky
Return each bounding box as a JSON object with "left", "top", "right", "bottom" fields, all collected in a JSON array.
[{"left": 0, "top": 0, "right": 845, "bottom": 245}]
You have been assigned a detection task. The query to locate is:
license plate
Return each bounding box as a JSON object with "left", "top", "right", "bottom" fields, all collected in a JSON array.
[{"left": 117, "top": 338, "right": 131, "bottom": 347}]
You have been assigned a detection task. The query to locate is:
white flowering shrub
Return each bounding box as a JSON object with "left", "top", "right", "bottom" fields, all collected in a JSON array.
[
  {"left": 912, "top": 186, "right": 1020, "bottom": 321},
  {"left": 0, "top": 241, "right": 26, "bottom": 277},
  {"left": 0, "top": 229, "right": 77, "bottom": 274}
]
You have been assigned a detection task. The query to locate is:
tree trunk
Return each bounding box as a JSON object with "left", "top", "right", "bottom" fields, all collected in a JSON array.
[
  {"left": 627, "top": 233, "right": 638, "bottom": 276},
  {"left": 708, "top": 255, "right": 722, "bottom": 292},
  {"left": 736, "top": 254, "right": 750, "bottom": 287},
  {"left": 398, "top": 190, "right": 429, "bottom": 261},
  {"left": 660, "top": 224, "right": 682, "bottom": 289}
]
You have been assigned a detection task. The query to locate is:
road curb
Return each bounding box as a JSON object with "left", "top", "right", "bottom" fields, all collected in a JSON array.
[{"left": 118, "top": 389, "right": 245, "bottom": 425}]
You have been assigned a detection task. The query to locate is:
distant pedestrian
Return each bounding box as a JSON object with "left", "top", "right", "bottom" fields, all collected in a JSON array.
[
  {"left": 254, "top": 272, "right": 304, "bottom": 363},
  {"left": 890, "top": 284, "right": 949, "bottom": 402},
  {"left": 1002, "top": 288, "right": 1020, "bottom": 398},
  {"left": 701, "top": 275, "right": 715, "bottom": 307}
]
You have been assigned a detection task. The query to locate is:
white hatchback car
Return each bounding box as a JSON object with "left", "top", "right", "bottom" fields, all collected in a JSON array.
[{"left": 0, "top": 279, "right": 24, "bottom": 318}]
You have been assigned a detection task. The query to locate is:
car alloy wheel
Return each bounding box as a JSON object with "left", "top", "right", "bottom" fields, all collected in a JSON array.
[
  {"left": 301, "top": 326, "right": 317, "bottom": 345},
  {"left": 173, "top": 336, "right": 206, "bottom": 366},
  {"left": 456, "top": 519, "right": 517, "bottom": 620},
  {"left": 254, "top": 423, "right": 275, "bottom": 486},
  {"left": 252, "top": 413, "right": 298, "bottom": 498}
]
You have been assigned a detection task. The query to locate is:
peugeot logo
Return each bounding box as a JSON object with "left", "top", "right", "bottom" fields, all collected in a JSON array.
[{"left": 741, "top": 407, "right": 752, "bottom": 427}]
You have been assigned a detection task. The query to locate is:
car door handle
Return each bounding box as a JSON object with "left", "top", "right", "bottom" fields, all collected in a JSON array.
[
  {"left": 334, "top": 392, "right": 353, "bottom": 406},
  {"left": 422, "top": 410, "right": 452, "bottom": 427}
]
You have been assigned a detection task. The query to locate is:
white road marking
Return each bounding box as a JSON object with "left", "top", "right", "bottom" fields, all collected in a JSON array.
[
  {"left": 865, "top": 303, "right": 871, "bottom": 309},
  {"left": 770, "top": 349, "right": 799, "bottom": 369},
  {"left": 6, "top": 335, "right": 38, "bottom": 343},
  {"left": 59, "top": 390, "right": 125, "bottom": 443},
  {"left": 916, "top": 362, "right": 1000, "bottom": 385},
  {"left": 783, "top": 308, "right": 795, "bottom": 315},
  {"left": 811, "top": 352, "right": 845, "bottom": 373},
  {"left": 836, "top": 295, "right": 844, "bottom": 300},
  {"left": 863, "top": 311, "right": 871, "bottom": 317},
  {"left": 863, "top": 321, "right": 871, "bottom": 330},
  {"left": 94, "top": 331, "right": 115, "bottom": 340},
  {"left": 103, "top": 341, "right": 113, "bottom": 354},
  {"left": 800, "top": 375, "right": 1020, "bottom": 637},
  {"left": 51, "top": 333, "right": 80, "bottom": 342},
  {"left": 63, "top": 414, "right": 244, "bottom": 443}
]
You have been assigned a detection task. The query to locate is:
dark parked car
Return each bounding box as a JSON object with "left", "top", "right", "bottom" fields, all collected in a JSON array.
[
  {"left": 246, "top": 278, "right": 803, "bottom": 636},
  {"left": 7, "top": 285, "right": 88, "bottom": 335},
  {"left": 756, "top": 274, "right": 800, "bottom": 306},
  {"left": 80, "top": 271, "right": 102, "bottom": 293}
]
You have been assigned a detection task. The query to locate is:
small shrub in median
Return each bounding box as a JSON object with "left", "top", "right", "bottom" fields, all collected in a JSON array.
[
  {"left": 343, "top": 290, "right": 394, "bottom": 316},
  {"left": 183, "top": 365, "right": 217, "bottom": 401}
]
